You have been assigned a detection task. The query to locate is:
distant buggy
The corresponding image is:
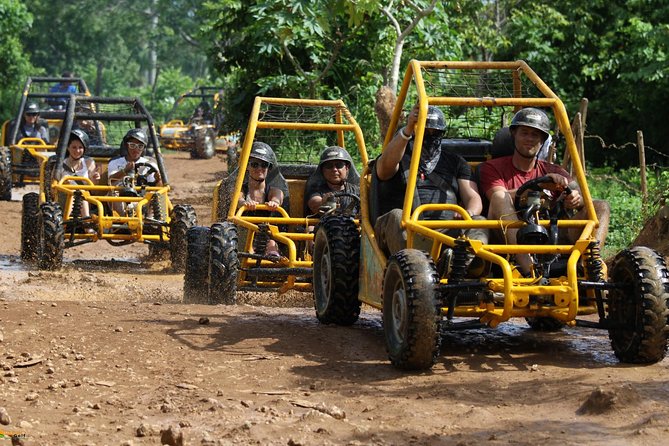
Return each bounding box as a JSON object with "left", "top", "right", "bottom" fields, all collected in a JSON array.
[{"left": 21, "top": 95, "right": 196, "bottom": 271}]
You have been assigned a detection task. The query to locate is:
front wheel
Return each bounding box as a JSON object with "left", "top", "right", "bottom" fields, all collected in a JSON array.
[
  {"left": 38, "top": 202, "right": 65, "bottom": 270},
  {"left": 607, "top": 246, "right": 669, "bottom": 363},
  {"left": 183, "top": 226, "right": 211, "bottom": 304},
  {"left": 0, "top": 147, "right": 12, "bottom": 201},
  {"left": 169, "top": 205, "right": 197, "bottom": 273},
  {"left": 193, "top": 128, "right": 216, "bottom": 159},
  {"left": 21, "top": 192, "right": 40, "bottom": 263},
  {"left": 208, "top": 222, "right": 239, "bottom": 305},
  {"left": 312, "top": 215, "right": 361, "bottom": 325},
  {"left": 383, "top": 249, "right": 441, "bottom": 370}
]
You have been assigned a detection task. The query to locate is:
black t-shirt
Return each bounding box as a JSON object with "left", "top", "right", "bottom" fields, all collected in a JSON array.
[{"left": 376, "top": 146, "right": 471, "bottom": 220}]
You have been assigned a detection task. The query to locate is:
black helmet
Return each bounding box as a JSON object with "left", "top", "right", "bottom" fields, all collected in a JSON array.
[
  {"left": 250, "top": 141, "right": 276, "bottom": 167},
  {"left": 124, "top": 128, "right": 148, "bottom": 146},
  {"left": 69, "top": 128, "right": 89, "bottom": 152},
  {"left": 510, "top": 108, "right": 550, "bottom": 140},
  {"left": 25, "top": 103, "right": 40, "bottom": 115},
  {"left": 425, "top": 106, "right": 446, "bottom": 131},
  {"left": 318, "top": 146, "right": 352, "bottom": 168}
]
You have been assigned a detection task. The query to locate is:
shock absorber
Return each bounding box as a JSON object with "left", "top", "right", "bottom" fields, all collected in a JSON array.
[
  {"left": 253, "top": 223, "right": 271, "bottom": 257},
  {"left": 150, "top": 194, "right": 163, "bottom": 220},
  {"left": 585, "top": 240, "right": 603, "bottom": 282},
  {"left": 446, "top": 238, "right": 471, "bottom": 320},
  {"left": 71, "top": 190, "right": 83, "bottom": 220}
]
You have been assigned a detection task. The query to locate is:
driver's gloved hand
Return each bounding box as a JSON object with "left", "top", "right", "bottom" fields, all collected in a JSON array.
[{"left": 319, "top": 195, "right": 337, "bottom": 215}]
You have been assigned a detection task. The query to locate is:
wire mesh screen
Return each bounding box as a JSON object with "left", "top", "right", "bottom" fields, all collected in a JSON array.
[
  {"left": 397, "top": 66, "right": 551, "bottom": 142},
  {"left": 252, "top": 101, "right": 363, "bottom": 166}
]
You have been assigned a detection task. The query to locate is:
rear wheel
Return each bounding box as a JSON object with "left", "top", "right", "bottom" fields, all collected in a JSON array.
[
  {"left": 312, "top": 215, "right": 361, "bottom": 325},
  {"left": 183, "top": 226, "right": 211, "bottom": 304},
  {"left": 383, "top": 249, "right": 441, "bottom": 370},
  {"left": 21, "top": 192, "right": 40, "bottom": 263},
  {"left": 607, "top": 246, "right": 669, "bottom": 363},
  {"left": 38, "top": 202, "right": 65, "bottom": 270},
  {"left": 0, "top": 147, "right": 12, "bottom": 201},
  {"left": 209, "top": 222, "right": 239, "bottom": 305},
  {"left": 169, "top": 205, "right": 197, "bottom": 273},
  {"left": 192, "top": 128, "right": 216, "bottom": 159}
]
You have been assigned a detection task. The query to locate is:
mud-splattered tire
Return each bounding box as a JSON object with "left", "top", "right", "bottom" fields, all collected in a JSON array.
[
  {"left": 227, "top": 146, "right": 238, "bottom": 172},
  {"left": 208, "top": 222, "right": 239, "bottom": 305},
  {"left": 0, "top": 147, "right": 12, "bottom": 201},
  {"left": 192, "top": 129, "right": 216, "bottom": 159},
  {"left": 21, "top": 192, "right": 40, "bottom": 263},
  {"left": 312, "top": 215, "right": 361, "bottom": 325},
  {"left": 608, "top": 246, "right": 669, "bottom": 363},
  {"left": 525, "top": 317, "right": 565, "bottom": 331},
  {"left": 383, "top": 249, "right": 441, "bottom": 370},
  {"left": 38, "top": 202, "right": 64, "bottom": 270},
  {"left": 170, "top": 204, "right": 197, "bottom": 273},
  {"left": 183, "top": 226, "right": 211, "bottom": 304}
]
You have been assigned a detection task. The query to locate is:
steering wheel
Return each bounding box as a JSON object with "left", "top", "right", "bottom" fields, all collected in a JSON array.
[
  {"left": 133, "top": 162, "right": 160, "bottom": 187},
  {"left": 319, "top": 191, "right": 361, "bottom": 217},
  {"left": 513, "top": 175, "right": 564, "bottom": 212}
]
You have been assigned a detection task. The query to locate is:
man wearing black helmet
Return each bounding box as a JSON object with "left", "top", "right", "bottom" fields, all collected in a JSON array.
[
  {"left": 479, "top": 107, "right": 610, "bottom": 274},
  {"left": 374, "top": 103, "right": 488, "bottom": 256},
  {"left": 305, "top": 146, "right": 359, "bottom": 215},
  {"left": 108, "top": 128, "right": 162, "bottom": 187}
]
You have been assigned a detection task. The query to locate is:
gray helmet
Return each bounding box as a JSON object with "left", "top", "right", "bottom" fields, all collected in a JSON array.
[
  {"left": 124, "top": 128, "right": 148, "bottom": 146},
  {"left": 69, "top": 129, "right": 89, "bottom": 152},
  {"left": 510, "top": 108, "right": 550, "bottom": 140},
  {"left": 25, "top": 103, "right": 40, "bottom": 115},
  {"left": 250, "top": 141, "right": 276, "bottom": 167},
  {"left": 318, "top": 146, "right": 352, "bottom": 168},
  {"left": 425, "top": 106, "right": 446, "bottom": 131}
]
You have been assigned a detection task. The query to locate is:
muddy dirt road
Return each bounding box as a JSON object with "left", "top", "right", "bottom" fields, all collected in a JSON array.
[{"left": 1, "top": 152, "right": 668, "bottom": 446}]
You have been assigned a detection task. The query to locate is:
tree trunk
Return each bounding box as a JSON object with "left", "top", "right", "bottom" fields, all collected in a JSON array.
[{"left": 375, "top": 86, "right": 397, "bottom": 144}]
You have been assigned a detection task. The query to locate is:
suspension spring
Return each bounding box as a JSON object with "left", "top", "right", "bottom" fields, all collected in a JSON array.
[
  {"left": 150, "top": 194, "right": 163, "bottom": 220},
  {"left": 585, "top": 240, "right": 603, "bottom": 282},
  {"left": 253, "top": 223, "right": 271, "bottom": 256},
  {"left": 445, "top": 238, "right": 471, "bottom": 320},
  {"left": 71, "top": 190, "right": 83, "bottom": 220}
]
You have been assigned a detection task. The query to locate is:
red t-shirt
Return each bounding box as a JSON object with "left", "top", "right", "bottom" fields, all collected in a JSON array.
[{"left": 479, "top": 156, "right": 571, "bottom": 195}]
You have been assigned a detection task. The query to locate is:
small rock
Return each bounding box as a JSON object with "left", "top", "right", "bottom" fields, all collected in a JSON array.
[
  {"left": 46, "top": 367, "right": 55, "bottom": 374},
  {"left": 0, "top": 407, "right": 11, "bottom": 425},
  {"left": 198, "top": 317, "right": 210, "bottom": 325},
  {"left": 114, "top": 327, "right": 124, "bottom": 332},
  {"left": 530, "top": 364, "right": 539, "bottom": 372},
  {"left": 64, "top": 312, "right": 72, "bottom": 317},
  {"left": 0, "top": 330, "right": 4, "bottom": 342},
  {"left": 25, "top": 393, "right": 39, "bottom": 402},
  {"left": 160, "top": 425, "right": 184, "bottom": 446},
  {"left": 51, "top": 303, "right": 58, "bottom": 307}
]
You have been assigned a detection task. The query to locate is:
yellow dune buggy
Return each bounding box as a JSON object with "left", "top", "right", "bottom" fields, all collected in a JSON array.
[
  {"left": 0, "top": 76, "right": 91, "bottom": 200},
  {"left": 21, "top": 95, "right": 196, "bottom": 271},
  {"left": 183, "top": 97, "right": 368, "bottom": 304},
  {"left": 159, "top": 86, "right": 236, "bottom": 161},
  {"left": 312, "top": 60, "right": 669, "bottom": 370}
]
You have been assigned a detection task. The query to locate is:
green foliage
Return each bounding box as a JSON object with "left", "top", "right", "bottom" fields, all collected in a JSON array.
[
  {"left": 0, "top": 0, "right": 35, "bottom": 120},
  {"left": 587, "top": 166, "right": 669, "bottom": 258}
]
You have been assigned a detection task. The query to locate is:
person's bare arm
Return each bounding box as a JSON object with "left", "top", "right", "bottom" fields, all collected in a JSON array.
[
  {"left": 265, "top": 187, "right": 284, "bottom": 211},
  {"left": 457, "top": 179, "right": 483, "bottom": 217}
]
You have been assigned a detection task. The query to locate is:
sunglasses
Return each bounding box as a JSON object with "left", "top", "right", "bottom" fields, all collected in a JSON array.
[
  {"left": 127, "top": 142, "right": 145, "bottom": 150},
  {"left": 323, "top": 161, "right": 347, "bottom": 170},
  {"left": 249, "top": 160, "right": 269, "bottom": 169}
]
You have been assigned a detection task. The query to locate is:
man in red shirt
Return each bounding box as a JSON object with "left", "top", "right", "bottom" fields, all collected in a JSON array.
[{"left": 479, "top": 108, "right": 610, "bottom": 274}]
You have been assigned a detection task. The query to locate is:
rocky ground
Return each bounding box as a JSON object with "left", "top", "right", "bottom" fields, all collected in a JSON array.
[{"left": 0, "top": 152, "right": 668, "bottom": 446}]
